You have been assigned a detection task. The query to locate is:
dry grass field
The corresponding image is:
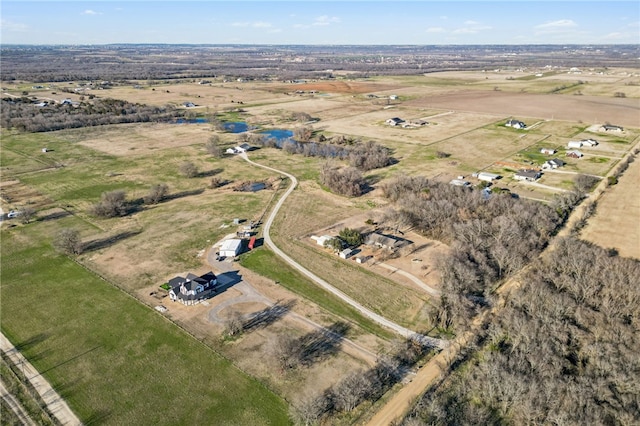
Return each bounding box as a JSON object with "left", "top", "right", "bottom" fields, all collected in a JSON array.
[
  {"left": 2, "top": 66, "right": 639, "bottom": 423},
  {"left": 581, "top": 157, "right": 640, "bottom": 259}
]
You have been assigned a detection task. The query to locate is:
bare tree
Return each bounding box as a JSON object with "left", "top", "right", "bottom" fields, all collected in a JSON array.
[
  {"left": 179, "top": 161, "right": 198, "bottom": 178},
  {"left": 143, "top": 183, "right": 169, "bottom": 204},
  {"left": 90, "top": 190, "right": 128, "bottom": 217},
  {"left": 205, "top": 135, "right": 223, "bottom": 158},
  {"left": 224, "top": 312, "right": 244, "bottom": 337},
  {"left": 293, "top": 125, "right": 313, "bottom": 142},
  {"left": 19, "top": 206, "right": 36, "bottom": 224},
  {"left": 573, "top": 174, "right": 599, "bottom": 193},
  {"left": 53, "top": 228, "right": 83, "bottom": 255}
]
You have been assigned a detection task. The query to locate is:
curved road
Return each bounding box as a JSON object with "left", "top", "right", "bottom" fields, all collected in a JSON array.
[{"left": 240, "top": 153, "right": 446, "bottom": 350}]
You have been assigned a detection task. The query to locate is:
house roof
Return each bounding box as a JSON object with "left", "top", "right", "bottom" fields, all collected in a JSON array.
[
  {"left": 365, "top": 232, "right": 402, "bottom": 248},
  {"left": 549, "top": 158, "right": 565, "bottom": 166},
  {"left": 220, "top": 239, "right": 242, "bottom": 252},
  {"left": 516, "top": 169, "right": 541, "bottom": 179}
]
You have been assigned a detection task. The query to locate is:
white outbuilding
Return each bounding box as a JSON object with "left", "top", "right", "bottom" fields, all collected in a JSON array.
[{"left": 219, "top": 239, "right": 243, "bottom": 258}]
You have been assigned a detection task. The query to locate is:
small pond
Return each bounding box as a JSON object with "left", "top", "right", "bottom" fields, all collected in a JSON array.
[
  {"left": 223, "top": 121, "right": 250, "bottom": 133},
  {"left": 259, "top": 129, "right": 294, "bottom": 144}
]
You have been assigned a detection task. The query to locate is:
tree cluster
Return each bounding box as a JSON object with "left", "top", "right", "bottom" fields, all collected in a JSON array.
[
  {"left": 338, "top": 228, "right": 364, "bottom": 247},
  {"left": 319, "top": 163, "right": 366, "bottom": 197},
  {"left": 408, "top": 238, "right": 640, "bottom": 426},
  {"left": 380, "top": 176, "right": 573, "bottom": 330},
  {"left": 1, "top": 97, "right": 183, "bottom": 132},
  {"left": 90, "top": 190, "right": 129, "bottom": 218},
  {"left": 292, "top": 339, "right": 431, "bottom": 425}
]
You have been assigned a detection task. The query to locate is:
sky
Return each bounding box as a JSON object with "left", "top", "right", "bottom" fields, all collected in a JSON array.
[{"left": 1, "top": 1, "right": 639, "bottom": 45}]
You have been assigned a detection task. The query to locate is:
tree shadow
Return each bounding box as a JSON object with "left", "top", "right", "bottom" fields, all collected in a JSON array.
[
  {"left": 198, "top": 168, "right": 224, "bottom": 178},
  {"left": 14, "top": 333, "right": 49, "bottom": 352},
  {"left": 37, "top": 210, "right": 71, "bottom": 222},
  {"left": 162, "top": 188, "right": 205, "bottom": 202},
  {"left": 297, "top": 321, "right": 350, "bottom": 367},
  {"left": 83, "top": 230, "right": 142, "bottom": 253},
  {"left": 243, "top": 300, "right": 296, "bottom": 332}
]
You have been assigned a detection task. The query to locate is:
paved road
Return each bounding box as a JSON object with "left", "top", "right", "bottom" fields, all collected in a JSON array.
[
  {"left": 0, "top": 378, "right": 38, "bottom": 426},
  {"left": 0, "top": 333, "right": 81, "bottom": 426},
  {"left": 240, "top": 152, "right": 446, "bottom": 350}
]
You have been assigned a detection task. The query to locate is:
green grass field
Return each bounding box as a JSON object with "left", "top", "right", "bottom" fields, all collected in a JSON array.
[
  {"left": 0, "top": 223, "right": 290, "bottom": 425},
  {"left": 240, "top": 248, "right": 394, "bottom": 340}
]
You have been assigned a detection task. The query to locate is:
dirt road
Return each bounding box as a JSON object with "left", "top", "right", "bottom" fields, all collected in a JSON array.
[
  {"left": 240, "top": 152, "right": 446, "bottom": 350},
  {"left": 0, "top": 332, "right": 81, "bottom": 426},
  {"left": 0, "top": 378, "right": 37, "bottom": 426}
]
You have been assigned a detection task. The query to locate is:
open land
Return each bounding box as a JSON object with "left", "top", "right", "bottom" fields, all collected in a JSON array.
[{"left": 1, "top": 45, "right": 639, "bottom": 425}]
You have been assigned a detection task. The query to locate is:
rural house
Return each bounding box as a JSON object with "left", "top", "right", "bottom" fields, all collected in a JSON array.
[
  {"left": 542, "top": 158, "right": 565, "bottom": 170},
  {"left": 600, "top": 124, "right": 623, "bottom": 132},
  {"left": 365, "top": 232, "right": 404, "bottom": 250},
  {"left": 385, "top": 117, "right": 405, "bottom": 126},
  {"left": 514, "top": 169, "right": 542, "bottom": 182},
  {"left": 168, "top": 272, "right": 218, "bottom": 305},
  {"left": 505, "top": 119, "right": 526, "bottom": 129},
  {"left": 566, "top": 150, "right": 583, "bottom": 158},
  {"left": 540, "top": 148, "right": 556, "bottom": 155},
  {"left": 567, "top": 141, "right": 583, "bottom": 149},
  {"left": 581, "top": 139, "right": 599, "bottom": 147}
]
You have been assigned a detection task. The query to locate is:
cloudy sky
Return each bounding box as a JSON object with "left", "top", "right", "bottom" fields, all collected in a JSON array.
[{"left": 1, "top": 1, "right": 638, "bottom": 45}]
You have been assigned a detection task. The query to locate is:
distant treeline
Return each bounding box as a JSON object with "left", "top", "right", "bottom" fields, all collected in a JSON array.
[
  {"left": 2, "top": 44, "right": 638, "bottom": 82},
  {"left": 1, "top": 97, "right": 184, "bottom": 132}
]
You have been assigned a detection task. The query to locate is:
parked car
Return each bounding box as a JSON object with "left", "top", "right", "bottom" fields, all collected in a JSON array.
[{"left": 7, "top": 210, "right": 20, "bottom": 219}]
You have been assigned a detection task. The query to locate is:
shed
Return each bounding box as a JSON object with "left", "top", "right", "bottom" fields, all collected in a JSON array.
[
  {"left": 311, "top": 235, "right": 333, "bottom": 246},
  {"left": 567, "top": 141, "right": 583, "bottom": 149},
  {"left": 339, "top": 248, "right": 353, "bottom": 259},
  {"left": 566, "top": 150, "right": 583, "bottom": 158},
  {"left": 248, "top": 237, "right": 256, "bottom": 250},
  {"left": 219, "top": 239, "right": 243, "bottom": 258},
  {"left": 540, "top": 148, "right": 556, "bottom": 155},
  {"left": 385, "top": 117, "right": 404, "bottom": 126}
]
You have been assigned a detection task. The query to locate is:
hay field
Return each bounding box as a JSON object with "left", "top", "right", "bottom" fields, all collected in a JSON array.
[{"left": 581, "top": 157, "right": 640, "bottom": 259}]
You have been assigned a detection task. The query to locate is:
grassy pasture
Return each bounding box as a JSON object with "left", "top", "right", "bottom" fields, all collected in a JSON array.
[{"left": 0, "top": 222, "right": 289, "bottom": 426}]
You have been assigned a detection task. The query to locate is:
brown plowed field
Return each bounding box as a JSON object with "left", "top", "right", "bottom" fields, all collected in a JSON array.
[
  {"left": 405, "top": 91, "right": 640, "bottom": 128},
  {"left": 581, "top": 153, "right": 640, "bottom": 259}
]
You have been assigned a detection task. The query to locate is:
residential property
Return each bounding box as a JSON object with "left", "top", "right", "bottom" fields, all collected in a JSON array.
[
  {"left": 566, "top": 150, "right": 584, "bottom": 158},
  {"left": 514, "top": 169, "right": 542, "bottom": 181},
  {"left": 219, "top": 239, "right": 243, "bottom": 258},
  {"left": 542, "top": 158, "right": 565, "bottom": 170},
  {"left": 540, "top": 148, "right": 556, "bottom": 155},
  {"left": 600, "top": 124, "right": 623, "bottom": 132},
  {"left": 235, "top": 143, "right": 251, "bottom": 153},
  {"left": 385, "top": 117, "right": 405, "bottom": 126},
  {"left": 365, "top": 232, "right": 404, "bottom": 250},
  {"left": 581, "top": 138, "right": 599, "bottom": 147},
  {"left": 475, "top": 172, "right": 502, "bottom": 182},
  {"left": 567, "top": 141, "right": 583, "bottom": 149},
  {"left": 505, "top": 119, "right": 526, "bottom": 129},
  {"left": 168, "top": 272, "right": 218, "bottom": 306}
]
